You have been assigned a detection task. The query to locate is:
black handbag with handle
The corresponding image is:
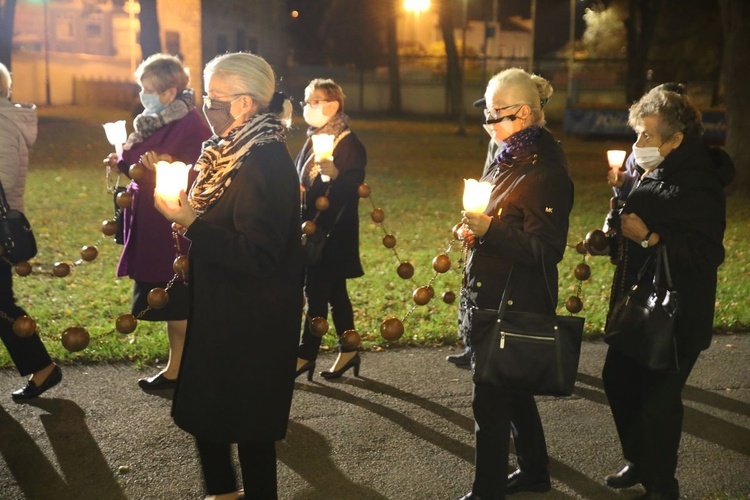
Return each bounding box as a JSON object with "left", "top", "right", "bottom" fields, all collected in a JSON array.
[
  {"left": 0, "top": 179, "right": 37, "bottom": 264},
  {"left": 469, "top": 251, "right": 585, "bottom": 397},
  {"left": 604, "top": 244, "right": 680, "bottom": 372}
]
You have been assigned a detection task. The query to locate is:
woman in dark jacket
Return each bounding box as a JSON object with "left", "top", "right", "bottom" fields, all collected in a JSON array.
[
  {"left": 458, "top": 68, "right": 574, "bottom": 499},
  {"left": 295, "top": 79, "right": 367, "bottom": 380},
  {"left": 104, "top": 53, "right": 211, "bottom": 391},
  {"left": 155, "top": 52, "right": 302, "bottom": 500},
  {"left": 601, "top": 89, "right": 734, "bottom": 499}
]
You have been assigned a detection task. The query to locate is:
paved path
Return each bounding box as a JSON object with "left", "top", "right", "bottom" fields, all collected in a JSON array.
[{"left": 1, "top": 336, "right": 749, "bottom": 499}]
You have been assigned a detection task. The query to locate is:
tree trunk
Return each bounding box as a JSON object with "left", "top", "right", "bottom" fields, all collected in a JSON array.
[
  {"left": 386, "top": 0, "right": 401, "bottom": 115},
  {"left": 138, "top": 0, "right": 162, "bottom": 60},
  {"left": 624, "top": 0, "right": 660, "bottom": 104},
  {"left": 438, "top": 0, "right": 463, "bottom": 118},
  {"left": 0, "top": 0, "right": 18, "bottom": 70},
  {"left": 719, "top": 0, "right": 750, "bottom": 196}
]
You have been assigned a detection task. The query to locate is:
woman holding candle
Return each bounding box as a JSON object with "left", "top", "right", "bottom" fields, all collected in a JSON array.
[
  {"left": 458, "top": 68, "right": 574, "bottom": 499},
  {"left": 103, "top": 53, "right": 211, "bottom": 391},
  {"left": 295, "top": 78, "right": 367, "bottom": 380},
  {"left": 599, "top": 88, "right": 733, "bottom": 498},
  {"left": 154, "top": 52, "right": 302, "bottom": 500}
]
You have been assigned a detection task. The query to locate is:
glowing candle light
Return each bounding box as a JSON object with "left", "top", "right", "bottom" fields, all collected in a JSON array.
[
  {"left": 311, "top": 134, "right": 335, "bottom": 182},
  {"left": 463, "top": 179, "right": 493, "bottom": 214},
  {"left": 103, "top": 120, "right": 128, "bottom": 157},
  {"left": 607, "top": 149, "right": 627, "bottom": 181},
  {"left": 155, "top": 160, "right": 191, "bottom": 210}
]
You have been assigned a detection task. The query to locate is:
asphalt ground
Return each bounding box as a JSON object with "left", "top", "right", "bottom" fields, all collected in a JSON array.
[{"left": 1, "top": 335, "right": 748, "bottom": 499}]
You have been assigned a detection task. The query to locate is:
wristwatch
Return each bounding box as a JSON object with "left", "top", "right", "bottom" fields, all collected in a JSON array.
[{"left": 640, "top": 231, "right": 653, "bottom": 248}]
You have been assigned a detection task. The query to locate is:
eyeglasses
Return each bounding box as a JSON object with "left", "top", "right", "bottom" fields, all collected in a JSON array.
[
  {"left": 202, "top": 93, "right": 247, "bottom": 109},
  {"left": 300, "top": 99, "right": 331, "bottom": 108},
  {"left": 483, "top": 104, "right": 522, "bottom": 125}
]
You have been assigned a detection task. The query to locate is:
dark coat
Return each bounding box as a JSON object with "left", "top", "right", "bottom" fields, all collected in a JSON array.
[
  {"left": 460, "top": 128, "right": 574, "bottom": 339},
  {"left": 611, "top": 138, "right": 734, "bottom": 352},
  {"left": 296, "top": 130, "right": 366, "bottom": 279},
  {"left": 172, "top": 141, "right": 304, "bottom": 443},
  {"left": 117, "top": 109, "right": 211, "bottom": 282}
]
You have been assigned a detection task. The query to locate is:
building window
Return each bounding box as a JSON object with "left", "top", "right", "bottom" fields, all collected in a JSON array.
[
  {"left": 217, "top": 34, "right": 228, "bottom": 55},
  {"left": 86, "top": 23, "right": 102, "bottom": 40},
  {"left": 166, "top": 31, "right": 181, "bottom": 56},
  {"left": 248, "top": 37, "right": 258, "bottom": 54},
  {"left": 236, "top": 28, "right": 246, "bottom": 51},
  {"left": 55, "top": 17, "right": 75, "bottom": 41}
]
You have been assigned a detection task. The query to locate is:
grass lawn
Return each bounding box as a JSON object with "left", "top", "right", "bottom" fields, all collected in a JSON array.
[{"left": 4, "top": 106, "right": 749, "bottom": 367}]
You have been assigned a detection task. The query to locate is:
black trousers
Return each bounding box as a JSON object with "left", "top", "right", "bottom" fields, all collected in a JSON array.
[
  {"left": 298, "top": 271, "right": 356, "bottom": 361},
  {"left": 195, "top": 439, "right": 277, "bottom": 499},
  {"left": 602, "top": 344, "right": 701, "bottom": 496},
  {"left": 0, "top": 261, "right": 52, "bottom": 376},
  {"left": 471, "top": 384, "right": 549, "bottom": 499}
]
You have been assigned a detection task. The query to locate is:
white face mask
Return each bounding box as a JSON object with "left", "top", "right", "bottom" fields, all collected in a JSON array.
[
  {"left": 303, "top": 105, "right": 330, "bottom": 128},
  {"left": 632, "top": 143, "right": 665, "bottom": 170}
]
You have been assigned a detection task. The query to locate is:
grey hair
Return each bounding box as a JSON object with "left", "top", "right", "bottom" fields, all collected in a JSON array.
[
  {"left": 485, "top": 67, "right": 553, "bottom": 126},
  {"left": 135, "top": 53, "right": 190, "bottom": 93},
  {"left": 204, "top": 52, "right": 292, "bottom": 126},
  {"left": 0, "top": 62, "right": 11, "bottom": 99}
]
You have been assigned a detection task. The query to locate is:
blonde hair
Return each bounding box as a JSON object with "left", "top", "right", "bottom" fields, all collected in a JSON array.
[
  {"left": 485, "top": 68, "right": 553, "bottom": 126},
  {"left": 0, "top": 62, "right": 11, "bottom": 99},
  {"left": 204, "top": 52, "right": 292, "bottom": 126},
  {"left": 135, "top": 53, "right": 189, "bottom": 93}
]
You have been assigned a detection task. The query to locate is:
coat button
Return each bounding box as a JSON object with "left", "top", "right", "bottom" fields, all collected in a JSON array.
[{"left": 507, "top": 299, "right": 513, "bottom": 306}]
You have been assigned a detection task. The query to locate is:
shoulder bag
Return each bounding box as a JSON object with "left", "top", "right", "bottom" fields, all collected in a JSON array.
[
  {"left": 603, "top": 244, "right": 680, "bottom": 372},
  {"left": 0, "top": 179, "right": 37, "bottom": 264},
  {"left": 469, "top": 250, "right": 585, "bottom": 396}
]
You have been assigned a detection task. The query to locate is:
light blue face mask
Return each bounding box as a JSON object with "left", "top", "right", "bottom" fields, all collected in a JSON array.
[{"left": 140, "top": 92, "right": 166, "bottom": 115}]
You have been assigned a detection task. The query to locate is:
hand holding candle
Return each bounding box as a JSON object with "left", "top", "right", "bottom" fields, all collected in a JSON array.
[
  {"left": 154, "top": 160, "right": 191, "bottom": 211},
  {"left": 311, "top": 134, "right": 335, "bottom": 182},
  {"left": 606, "top": 149, "right": 627, "bottom": 183},
  {"left": 461, "top": 179, "right": 493, "bottom": 238},
  {"left": 103, "top": 120, "right": 127, "bottom": 158}
]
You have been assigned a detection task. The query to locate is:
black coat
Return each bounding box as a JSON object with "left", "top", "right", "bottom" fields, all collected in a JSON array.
[
  {"left": 296, "top": 130, "right": 366, "bottom": 279},
  {"left": 172, "top": 141, "right": 303, "bottom": 443},
  {"left": 611, "top": 138, "right": 734, "bottom": 352},
  {"left": 460, "top": 128, "right": 574, "bottom": 338}
]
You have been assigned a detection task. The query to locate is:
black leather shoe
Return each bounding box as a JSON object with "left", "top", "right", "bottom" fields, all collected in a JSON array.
[
  {"left": 12, "top": 365, "right": 62, "bottom": 401},
  {"left": 458, "top": 493, "right": 483, "bottom": 500},
  {"left": 506, "top": 468, "right": 551, "bottom": 495},
  {"left": 320, "top": 353, "right": 361, "bottom": 379},
  {"left": 446, "top": 348, "right": 471, "bottom": 366},
  {"left": 138, "top": 372, "right": 177, "bottom": 391},
  {"left": 638, "top": 491, "right": 678, "bottom": 500},
  {"left": 605, "top": 463, "right": 640, "bottom": 489},
  {"left": 295, "top": 360, "right": 316, "bottom": 381}
]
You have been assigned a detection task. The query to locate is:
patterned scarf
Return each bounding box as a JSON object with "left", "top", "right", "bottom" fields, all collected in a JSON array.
[
  {"left": 123, "top": 88, "right": 196, "bottom": 150},
  {"left": 301, "top": 112, "right": 351, "bottom": 187},
  {"left": 188, "top": 112, "right": 287, "bottom": 215},
  {"left": 493, "top": 125, "right": 543, "bottom": 165}
]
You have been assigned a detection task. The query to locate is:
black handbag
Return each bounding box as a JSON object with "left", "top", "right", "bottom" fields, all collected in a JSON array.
[
  {"left": 469, "top": 259, "right": 585, "bottom": 397},
  {"left": 0, "top": 179, "right": 37, "bottom": 264},
  {"left": 604, "top": 244, "right": 680, "bottom": 372},
  {"left": 113, "top": 186, "right": 126, "bottom": 245},
  {"left": 301, "top": 204, "right": 345, "bottom": 266}
]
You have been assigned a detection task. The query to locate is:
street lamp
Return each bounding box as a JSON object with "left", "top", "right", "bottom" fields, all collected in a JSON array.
[
  {"left": 403, "top": 0, "right": 429, "bottom": 13},
  {"left": 123, "top": 0, "right": 141, "bottom": 75}
]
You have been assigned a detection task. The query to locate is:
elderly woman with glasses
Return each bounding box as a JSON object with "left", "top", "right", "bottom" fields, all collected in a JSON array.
[
  {"left": 154, "top": 52, "right": 302, "bottom": 500},
  {"left": 294, "top": 78, "right": 367, "bottom": 381},
  {"left": 458, "top": 68, "right": 574, "bottom": 499}
]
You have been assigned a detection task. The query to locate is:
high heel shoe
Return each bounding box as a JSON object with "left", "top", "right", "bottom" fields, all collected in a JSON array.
[
  {"left": 295, "top": 360, "right": 316, "bottom": 381},
  {"left": 320, "top": 353, "right": 361, "bottom": 379}
]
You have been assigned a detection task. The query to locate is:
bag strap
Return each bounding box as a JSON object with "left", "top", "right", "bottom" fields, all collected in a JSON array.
[
  {"left": 0, "top": 178, "right": 10, "bottom": 215},
  {"left": 495, "top": 237, "right": 557, "bottom": 317},
  {"left": 656, "top": 244, "right": 674, "bottom": 289}
]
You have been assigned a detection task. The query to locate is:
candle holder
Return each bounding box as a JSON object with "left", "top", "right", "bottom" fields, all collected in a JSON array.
[
  {"left": 311, "top": 134, "right": 335, "bottom": 182},
  {"left": 103, "top": 120, "right": 127, "bottom": 158},
  {"left": 155, "top": 160, "right": 191, "bottom": 210},
  {"left": 607, "top": 149, "right": 627, "bottom": 181},
  {"left": 462, "top": 178, "right": 493, "bottom": 214}
]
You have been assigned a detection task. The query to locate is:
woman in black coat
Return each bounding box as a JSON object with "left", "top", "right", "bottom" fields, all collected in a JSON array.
[
  {"left": 458, "top": 68, "right": 574, "bottom": 499},
  {"left": 155, "top": 52, "right": 302, "bottom": 500},
  {"left": 295, "top": 79, "right": 367, "bottom": 380},
  {"left": 601, "top": 89, "right": 734, "bottom": 499}
]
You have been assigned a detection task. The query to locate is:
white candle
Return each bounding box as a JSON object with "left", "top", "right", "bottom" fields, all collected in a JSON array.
[
  {"left": 463, "top": 179, "right": 493, "bottom": 213},
  {"left": 607, "top": 149, "right": 627, "bottom": 181},
  {"left": 155, "top": 160, "right": 191, "bottom": 210},
  {"left": 103, "top": 120, "right": 127, "bottom": 158},
  {"left": 311, "top": 134, "right": 335, "bottom": 182}
]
